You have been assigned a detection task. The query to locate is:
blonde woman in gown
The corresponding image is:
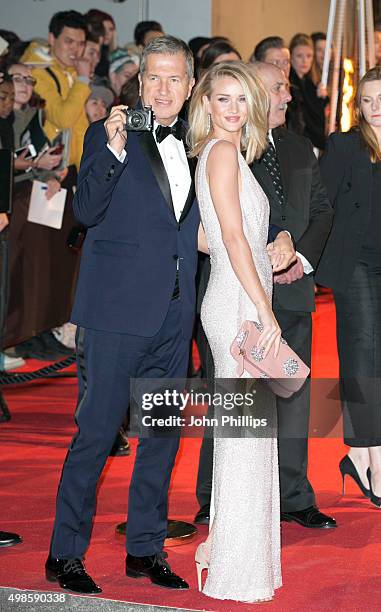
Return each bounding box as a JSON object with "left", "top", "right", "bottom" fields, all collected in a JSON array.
[{"left": 188, "top": 62, "right": 282, "bottom": 602}]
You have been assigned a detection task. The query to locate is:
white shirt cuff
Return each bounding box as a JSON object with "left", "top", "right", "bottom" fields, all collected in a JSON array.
[
  {"left": 107, "top": 143, "right": 126, "bottom": 163},
  {"left": 297, "top": 251, "right": 313, "bottom": 274}
]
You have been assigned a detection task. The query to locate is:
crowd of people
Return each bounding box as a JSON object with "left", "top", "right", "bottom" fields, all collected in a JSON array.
[{"left": 1, "top": 7, "right": 381, "bottom": 606}]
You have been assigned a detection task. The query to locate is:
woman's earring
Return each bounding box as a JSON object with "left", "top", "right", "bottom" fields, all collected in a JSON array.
[{"left": 207, "top": 113, "right": 212, "bottom": 133}]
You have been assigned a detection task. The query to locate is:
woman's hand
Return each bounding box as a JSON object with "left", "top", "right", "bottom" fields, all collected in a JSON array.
[
  {"left": 256, "top": 300, "right": 282, "bottom": 358},
  {"left": 317, "top": 82, "right": 328, "bottom": 98},
  {"left": 45, "top": 178, "right": 61, "bottom": 201},
  {"left": 14, "top": 148, "right": 31, "bottom": 171},
  {"left": 35, "top": 147, "right": 62, "bottom": 171}
]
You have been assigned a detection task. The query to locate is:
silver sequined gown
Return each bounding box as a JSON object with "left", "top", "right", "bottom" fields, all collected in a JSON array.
[{"left": 196, "top": 140, "right": 282, "bottom": 602}]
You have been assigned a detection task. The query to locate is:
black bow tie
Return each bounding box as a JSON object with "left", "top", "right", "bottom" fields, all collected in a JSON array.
[{"left": 155, "top": 121, "right": 183, "bottom": 144}]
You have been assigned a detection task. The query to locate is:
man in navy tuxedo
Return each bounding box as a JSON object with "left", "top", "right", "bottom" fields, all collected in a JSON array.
[
  {"left": 45, "top": 38, "right": 296, "bottom": 595},
  {"left": 45, "top": 36, "right": 198, "bottom": 594}
]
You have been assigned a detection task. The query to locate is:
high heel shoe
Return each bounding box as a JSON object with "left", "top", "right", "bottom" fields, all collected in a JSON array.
[
  {"left": 367, "top": 468, "right": 381, "bottom": 509},
  {"left": 195, "top": 542, "right": 210, "bottom": 591},
  {"left": 339, "top": 455, "right": 371, "bottom": 498}
]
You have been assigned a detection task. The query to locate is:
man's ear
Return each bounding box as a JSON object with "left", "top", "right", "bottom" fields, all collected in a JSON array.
[
  {"left": 138, "top": 73, "right": 142, "bottom": 96},
  {"left": 187, "top": 77, "right": 195, "bottom": 99},
  {"left": 47, "top": 32, "right": 55, "bottom": 49}
]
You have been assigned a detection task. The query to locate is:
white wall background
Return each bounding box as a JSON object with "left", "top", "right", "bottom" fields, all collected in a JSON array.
[{"left": 0, "top": 0, "right": 211, "bottom": 46}]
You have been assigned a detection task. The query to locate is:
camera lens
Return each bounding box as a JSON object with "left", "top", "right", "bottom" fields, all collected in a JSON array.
[{"left": 131, "top": 114, "right": 143, "bottom": 127}]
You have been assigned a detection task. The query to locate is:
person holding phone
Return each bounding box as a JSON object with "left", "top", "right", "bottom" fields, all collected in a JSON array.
[{"left": 7, "top": 62, "right": 63, "bottom": 198}]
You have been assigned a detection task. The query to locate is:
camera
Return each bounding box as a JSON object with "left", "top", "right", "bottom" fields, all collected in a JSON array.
[{"left": 123, "top": 106, "right": 154, "bottom": 132}]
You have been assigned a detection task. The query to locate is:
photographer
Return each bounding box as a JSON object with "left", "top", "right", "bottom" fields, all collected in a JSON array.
[{"left": 45, "top": 35, "right": 198, "bottom": 595}]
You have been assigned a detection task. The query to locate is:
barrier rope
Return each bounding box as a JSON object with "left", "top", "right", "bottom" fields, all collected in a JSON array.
[{"left": 0, "top": 355, "right": 77, "bottom": 385}]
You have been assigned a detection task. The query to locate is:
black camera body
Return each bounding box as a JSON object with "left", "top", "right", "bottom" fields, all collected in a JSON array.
[{"left": 123, "top": 106, "right": 154, "bottom": 132}]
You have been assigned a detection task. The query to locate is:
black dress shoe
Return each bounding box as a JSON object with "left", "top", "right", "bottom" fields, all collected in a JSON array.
[
  {"left": 45, "top": 556, "right": 102, "bottom": 593},
  {"left": 0, "top": 530, "right": 22, "bottom": 547},
  {"left": 281, "top": 506, "right": 337, "bottom": 529},
  {"left": 126, "top": 552, "right": 189, "bottom": 589},
  {"left": 194, "top": 506, "right": 210, "bottom": 525}
]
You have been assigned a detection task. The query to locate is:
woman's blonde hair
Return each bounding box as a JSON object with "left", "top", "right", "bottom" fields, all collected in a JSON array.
[
  {"left": 187, "top": 61, "right": 269, "bottom": 164},
  {"left": 353, "top": 66, "right": 381, "bottom": 162}
]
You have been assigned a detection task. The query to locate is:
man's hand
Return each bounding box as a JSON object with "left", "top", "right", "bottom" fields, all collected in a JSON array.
[
  {"left": 274, "top": 256, "right": 304, "bottom": 284},
  {"left": 0, "top": 213, "right": 9, "bottom": 232},
  {"left": 74, "top": 57, "right": 91, "bottom": 80},
  {"left": 104, "top": 105, "right": 128, "bottom": 156},
  {"left": 267, "top": 230, "right": 296, "bottom": 272}
]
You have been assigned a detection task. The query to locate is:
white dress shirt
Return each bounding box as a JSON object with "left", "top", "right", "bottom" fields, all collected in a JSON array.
[{"left": 107, "top": 118, "right": 191, "bottom": 222}]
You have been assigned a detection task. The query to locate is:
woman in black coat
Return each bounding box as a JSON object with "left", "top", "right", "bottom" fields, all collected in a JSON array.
[{"left": 316, "top": 67, "right": 381, "bottom": 509}]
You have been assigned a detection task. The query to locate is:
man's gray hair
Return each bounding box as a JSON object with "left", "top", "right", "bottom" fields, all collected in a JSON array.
[{"left": 140, "top": 35, "right": 194, "bottom": 79}]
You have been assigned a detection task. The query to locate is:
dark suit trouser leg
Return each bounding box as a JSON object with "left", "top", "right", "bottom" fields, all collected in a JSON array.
[
  {"left": 50, "top": 299, "right": 189, "bottom": 559},
  {"left": 274, "top": 307, "right": 316, "bottom": 512},
  {"left": 126, "top": 299, "right": 189, "bottom": 556}
]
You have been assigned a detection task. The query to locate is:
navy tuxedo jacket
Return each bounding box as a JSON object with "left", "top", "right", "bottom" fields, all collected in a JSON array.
[{"left": 71, "top": 119, "right": 200, "bottom": 338}]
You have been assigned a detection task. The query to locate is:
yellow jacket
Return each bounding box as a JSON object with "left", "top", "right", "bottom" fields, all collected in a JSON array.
[{"left": 31, "top": 60, "right": 90, "bottom": 171}]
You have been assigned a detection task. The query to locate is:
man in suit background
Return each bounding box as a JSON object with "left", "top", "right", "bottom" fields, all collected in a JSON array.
[
  {"left": 45, "top": 36, "right": 198, "bottom": 594},
  {"left": 194, "top": 61, "right": 335, "bottom": 530},
  {"left": 251, "top": 61, "right": 335, "bottom": 528}
]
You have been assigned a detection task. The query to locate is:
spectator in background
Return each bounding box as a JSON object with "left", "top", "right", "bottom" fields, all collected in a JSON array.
[
  {"left": 250, "top": 35, "right": 291, "bottom": 78},
  {"left": 311, "top": 32, "right": 326, "bottom": 79},
  {"left": 18, "top": 11, "right": 90, "bottom": 360},
  {"left": 3, "top": 62, "right": 77, "bottom": 364},
  {"left": 7, "top": 63, "right": 63, "bottom": 184},
  {"left": 134, "top": 20, "right": 164, "bottom": 50},
  {"left": 316, "top": 67, "right": 381, "bottom": 509},
  {"left": 22, "top": 10, "right": 90, "bottom": 172},
  {"left": 188, "top": 36, "right": 211, "bottom": 60},
  {"left": 0, "top": 74, "right": 25, "bottom": 371},
  {"left": 86, "top": 9, "right": 116, "bottom": 79},
  {"left": 108, "top": 49, "right": 140, "bottom": 99},
  {"left": 85, "top": 84, "right": 113, "bottom": 123},
  {"left": 0, "top": 74, "right": 14, "bottom": 148},
  {"left": 0, "top": 30, "right": 29, "bottom": 66},
  {"left": 199, "top": 40, "right": 241, "bottom": 74},
  {"left": 84, "top": 11, "right": 105, "bottom": 46},
  {"left": 188, "top": 36, "right": 211, "bottom": 80},
  {"left": 374, "top": 22, "right": 381, "bottom": 66},
  {"left": 119, "top": 74, "right": 139, "bottom": 108},
  {"left": 83, "top": 31, "right": 102, "bottom": 82},
  {"left": 289, "top": 33, "right": 328, "bottom": 152}
]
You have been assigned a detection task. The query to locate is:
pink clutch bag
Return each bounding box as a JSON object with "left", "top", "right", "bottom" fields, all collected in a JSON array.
[{"left": 230, "top": 320, "right": 310, "bottom": 398}]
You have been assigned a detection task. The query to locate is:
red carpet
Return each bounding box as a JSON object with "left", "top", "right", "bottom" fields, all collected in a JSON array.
[{"left": 1, "top": 293, "right": 381, "bottom": 611}]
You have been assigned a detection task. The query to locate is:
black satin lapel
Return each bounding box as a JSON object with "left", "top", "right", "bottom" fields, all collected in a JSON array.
[
  {"left": 251, "top": 159, "right": 280, "bottom": 207},
  {"left": 179, "top": 154, "right": 197, "bottom": 223},
  {"left": 138, "top": 131, "right": 174, "bottom": 215},
  {"left": 273, "top": 128, "right": 290, "bottom": 198}
]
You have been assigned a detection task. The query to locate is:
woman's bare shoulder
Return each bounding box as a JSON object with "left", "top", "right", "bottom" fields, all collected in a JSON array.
[{"left": 207, "top": 139, "right": 239, "bottom": 168}]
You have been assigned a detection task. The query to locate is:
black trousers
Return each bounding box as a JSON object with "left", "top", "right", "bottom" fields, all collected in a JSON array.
[
  {"left": 334, "top": 261, "right": 381, "bottom": 447},
  {"left": 196, "top": 305, "right": 316, "bottom": 513},
  {"left": 274, "top": 306, "right": 315, "bottom": 512}
]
